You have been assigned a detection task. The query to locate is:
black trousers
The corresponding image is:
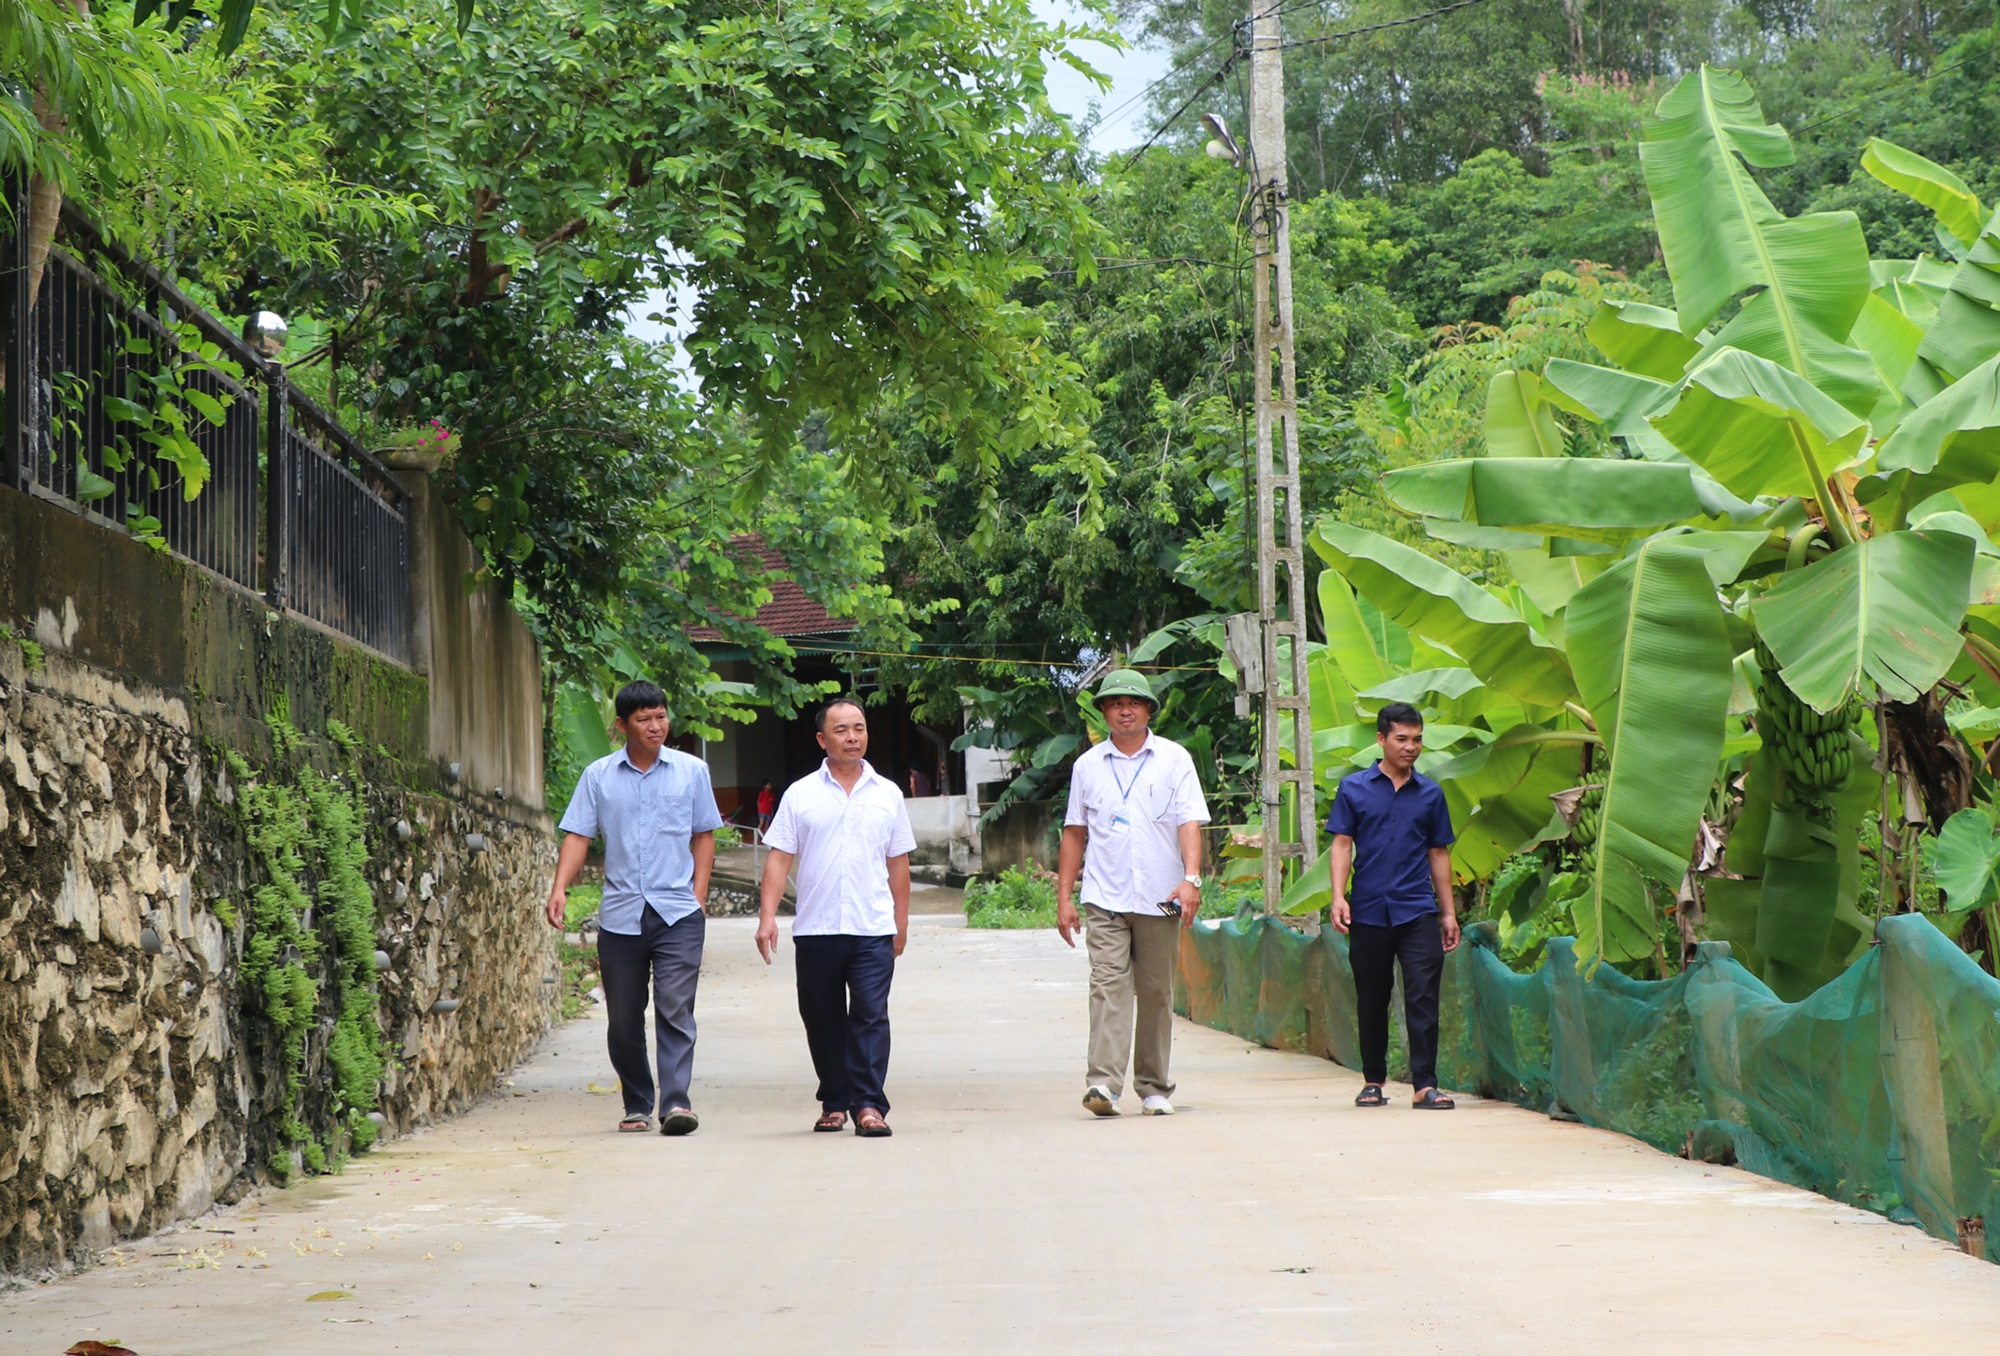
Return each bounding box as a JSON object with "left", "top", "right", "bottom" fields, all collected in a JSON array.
[
  {"left": 1350, "top": 914, "right": 1445, "bottom": 1091},
  {"left": 794, "top": 934, "right": 895, "bottom": 1114},
  {"left": 597, "top": 908, "right": 705, "bottom": 1118}
]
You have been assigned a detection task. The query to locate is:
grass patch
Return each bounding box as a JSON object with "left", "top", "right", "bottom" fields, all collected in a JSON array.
[
  {"left": 964, "top": 867, "right": 1059, "bottom": 929},
  {"left": 558, "top": 882, "right": 603, "bottom": 1020},
  {"left": 565, "top": 881, "right": 603, "bottom": 929}
]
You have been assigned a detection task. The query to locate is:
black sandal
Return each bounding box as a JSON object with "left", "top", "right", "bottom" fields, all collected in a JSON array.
[
  {"left": 814, "top": 1110, "right": 847, "bottom": 1133},
  {"left": 854, "top": 1107, "right": 893, "bottom": 1138},
  {"left": 1413, "top": 1088, "right": 1455, "bottom": 1110},
  {"left": 1354, "top": 1084, "right": 1387, "bottom": 1107}
]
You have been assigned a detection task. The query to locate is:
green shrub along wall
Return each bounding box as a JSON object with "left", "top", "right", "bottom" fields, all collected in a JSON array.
[{"left": 1179, "top": 914, "right": 2000, "bottom": 1263}]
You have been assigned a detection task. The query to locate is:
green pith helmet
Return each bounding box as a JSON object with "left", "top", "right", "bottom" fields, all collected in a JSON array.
[{"left": 1093, "top": 668, "right": 1158, "bottom": 710}]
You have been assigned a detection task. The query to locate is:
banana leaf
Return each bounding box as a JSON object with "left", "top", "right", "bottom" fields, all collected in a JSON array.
[
  {"left": 1312, "top": 521, "right": 1575, "bottom": 707},
  {"left": 1875, "top": 350, "right": 2000, "bottom": 494},
  {"left": 1542, "top": 358, "right": 1676, "bottom": 436},
  {"left": 1504, "top": 547, "right": 1609, "bottom": 614},
  {"left": 1316, "top": 569, "right": 1393, "bottom": 694},
  {"left": 1586, "top": 300, "right": 1705, "bottom": 381},
  {"left": 1639, "top": 66, "right": 1877, "bottom": 411},
  {"left": 1650, "top": 347, "right": 1869, "bottom": 499},
  {"left": 1484, "top": 369, "right": 1564, "bottom": 458},
  {"left": 1861, "top": 137, "right": 1985, "bottom": 249},
  {"left": 1382, "top": 457, "right": 1701, "bottom": 537},
  {"left": 1911, "top": 206, "right": 2000, "bottom": 384},
  {"left": 1564, "top": 540, "right": 1733, "bottom": 967},
  {"left": 1753, "top": 529, "right": 1976, "bottom": 710}
]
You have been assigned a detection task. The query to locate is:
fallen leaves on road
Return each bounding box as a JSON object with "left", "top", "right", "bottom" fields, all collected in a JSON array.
[
  {"left": 307, "top": 1291, "right": 354, "bottom": 1302},
  {"left": 67, "top": 1342, "right": 138, "bottom": 1356}
]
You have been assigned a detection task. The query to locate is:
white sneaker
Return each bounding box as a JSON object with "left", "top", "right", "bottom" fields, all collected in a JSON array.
[
  {"left": 1141, "top": 1095, "right": 1175, "bottom": 1116},
  {"left": 1082, "top": 1085, "right": 1121, "bottom": 1117}
]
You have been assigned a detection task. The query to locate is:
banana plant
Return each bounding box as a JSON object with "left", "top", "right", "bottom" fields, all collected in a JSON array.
[{"left": 1307, "top": 66, "right": 2000, "bottom": 990}]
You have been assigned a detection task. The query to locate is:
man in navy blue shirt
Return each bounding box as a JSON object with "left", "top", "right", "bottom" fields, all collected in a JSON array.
[{"left": 1325, "top": 702, "right": 1460, "bottom": 1110}]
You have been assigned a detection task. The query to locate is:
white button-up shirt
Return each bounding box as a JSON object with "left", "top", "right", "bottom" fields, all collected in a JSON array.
[
  {"left": 1066, "top": 732, "right": 1210, "bottom": 915},
  {"left": 766, "top": 760, "right": 917, "bottom": 936}
]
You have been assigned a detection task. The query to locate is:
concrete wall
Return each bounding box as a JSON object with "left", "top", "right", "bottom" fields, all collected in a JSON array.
[
  {"left": 904, "top": 794, "right": 978, "bottom": 875},
  {"left": 979, "top": 800, "right": 1060, "bottom": 875},
  {"left": 0, "top": 485, "right": 556, "bottom": 1278},
  {"left": 395, "top": 471, "right": 545, "bottom": 812}
]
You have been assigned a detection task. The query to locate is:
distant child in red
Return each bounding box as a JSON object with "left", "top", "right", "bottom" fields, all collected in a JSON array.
[{"left": 756, "top": 781, "right": 776, "bottom": 836}]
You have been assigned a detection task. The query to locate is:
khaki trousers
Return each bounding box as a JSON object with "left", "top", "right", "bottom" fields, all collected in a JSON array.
[{"left": 1084, "top": 904, "right": 1179, "bottom": 1100}]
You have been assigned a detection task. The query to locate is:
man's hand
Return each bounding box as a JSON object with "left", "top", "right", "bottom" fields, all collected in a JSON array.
[
  {"left": 1330, "top": 895, "right": 1352, "bottom": 934},
  {"left": 545, "top": 889, "right": 566, "bottom": 930},
  {"left": 1056, "top": 898, "right": 1081, "bottom": 948},
  {"left": 1171, "top": 878, "right": 1201, "bottom": 929},
  {"left": 894, "top": 925, "right": 908, "bottom": 958},
  {"left": 755, "top": 916, "right": 779, "bottom": 964},
  {"left": 1441, "top": 912, "right": 1461, "bottom": 952}
]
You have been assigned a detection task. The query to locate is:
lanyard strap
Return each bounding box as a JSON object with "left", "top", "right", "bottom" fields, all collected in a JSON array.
[{"left": 1109, "top": 750, "right": 1147, "bottom": 802}]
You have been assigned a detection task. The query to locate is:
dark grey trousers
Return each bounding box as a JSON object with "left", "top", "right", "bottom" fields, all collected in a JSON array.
[{"left": 597, "top": 907, "right": 705, "bottom": 1117}]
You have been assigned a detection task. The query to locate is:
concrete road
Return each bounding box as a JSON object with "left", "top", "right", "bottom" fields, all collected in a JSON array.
[{"left": 6, "top": 916, "right": 1999, "bottom": 1354}]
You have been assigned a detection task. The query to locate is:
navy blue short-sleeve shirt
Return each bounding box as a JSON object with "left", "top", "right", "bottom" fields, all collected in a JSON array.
[{"left": 1323, "top": 762, "right": 1455, "bottom": 927}]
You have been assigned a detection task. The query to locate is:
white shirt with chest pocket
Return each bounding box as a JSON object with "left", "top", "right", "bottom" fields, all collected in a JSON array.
[
  {"left": 765, "top": 760, "right": 917, "bottom": 936},
  {"left": 1066, "top": 732, "right": 1211, "bottom": 916}
]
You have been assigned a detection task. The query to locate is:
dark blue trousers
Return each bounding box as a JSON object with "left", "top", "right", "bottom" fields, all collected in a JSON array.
[
  {"left": 794, "top": 934, "right": 895, "bottom": 1114},
  {"left": 1350, "top": 914, "right": 1444, "bottom": 1091},
  {"left": 597, "top": 908, "right": 705, "bottom": 1117}
]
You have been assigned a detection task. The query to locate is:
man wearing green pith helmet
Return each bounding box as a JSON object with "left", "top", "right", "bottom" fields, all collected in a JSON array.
[{"left": 1056, "top": 668, "right": 1211, "bottom": 1117}]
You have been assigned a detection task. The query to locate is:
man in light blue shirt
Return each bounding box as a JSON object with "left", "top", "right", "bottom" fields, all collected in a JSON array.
[{"left": 547, "top": 681, "right": 724, "bottom": 1135}]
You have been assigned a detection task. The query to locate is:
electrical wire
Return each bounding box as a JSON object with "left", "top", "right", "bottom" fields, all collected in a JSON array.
[
  {"left": 1117, "top": 53, "right": 1245, "bottom": 173},
  {"left": 787, "top": 643, "right": 1218, "bottom": 674},
  {"left": 1790, "top": 42, "right": 1998, "bottom": 139},
  {"left": 1274, "top": 0, "right": 1497, "bottom": 49},
  {"left": 1090, "top": 27, "right": 1238, "bottom": 139}
]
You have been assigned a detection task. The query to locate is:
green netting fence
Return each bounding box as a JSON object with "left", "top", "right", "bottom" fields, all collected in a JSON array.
[{"left": 1177, "top": 912, "right": 2000, "bottom": 1261}]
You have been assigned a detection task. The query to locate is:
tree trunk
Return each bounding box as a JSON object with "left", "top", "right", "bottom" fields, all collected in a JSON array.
[
  {"left": 24, "top": 0, "right": 90, "bottom": 313},
  {"left": 1881, "top": 691, "right": 1977, "bottom": 832}
]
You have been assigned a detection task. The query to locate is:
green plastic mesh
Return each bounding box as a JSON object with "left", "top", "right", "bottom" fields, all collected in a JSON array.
[{"left": 1176, "top": 913, "right": 2000, "bottom": 1260}]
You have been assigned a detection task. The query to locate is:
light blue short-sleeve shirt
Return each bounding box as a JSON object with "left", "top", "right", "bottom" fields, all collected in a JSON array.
[{"left": 559, "top": 747, "right": 725, "bottom": 933}]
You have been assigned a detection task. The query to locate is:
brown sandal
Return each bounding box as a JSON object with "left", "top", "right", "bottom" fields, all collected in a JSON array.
[
  {"left": 814, "top": 1110, "right": 847, "bottom": 1133},
  {"left": 854, "top": 1107, "right": 892, "bottom": 1138}
]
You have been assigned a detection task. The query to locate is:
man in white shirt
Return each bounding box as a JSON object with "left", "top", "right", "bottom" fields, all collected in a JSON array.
[
  {"left": 1056, "top": 669, "right": 1211, "bottom": 1117},
  {"left": 756, "top": 698, "right": 916, "bottom": 1138}
]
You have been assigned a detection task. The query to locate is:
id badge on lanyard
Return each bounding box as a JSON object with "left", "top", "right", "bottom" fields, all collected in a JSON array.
[{"left": 1109, "top": 753, "right": 1145, "bottom": 837}]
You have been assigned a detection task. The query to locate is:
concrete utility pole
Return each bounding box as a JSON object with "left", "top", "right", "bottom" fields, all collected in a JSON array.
[{"left": 1246, "top": 2, "right": 1319, "bottom": 920}]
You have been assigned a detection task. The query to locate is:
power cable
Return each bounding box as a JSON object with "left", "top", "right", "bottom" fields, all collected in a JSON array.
[
  {"left": 1790, "top": 42, "right": 1998, "bottom": 139},
  {"left": 788, "top": 643, "right": 1217, "bottom": 673},
  {"left": 1117, "top": 51, "right": 1245, "bottom": 173},
  {"left": 1274, "top": 0, "right": 1497, "bottom": 49},
  {"left": 1089, "top": 28, "right": 1237, "bottom": 139}
]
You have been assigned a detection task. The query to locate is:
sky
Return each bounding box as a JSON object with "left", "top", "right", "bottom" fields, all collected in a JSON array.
[{"left": 623, "top": 2, "right": 1172, "bottom": 352}]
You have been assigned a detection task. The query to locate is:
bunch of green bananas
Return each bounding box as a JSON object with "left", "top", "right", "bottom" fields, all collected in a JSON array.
[
  {"left": 1754, "top": 637, "right": 1861, "bottom": 799},
  {"left": 1571, "top": 785, "right": 1603, "bottom": 848}
]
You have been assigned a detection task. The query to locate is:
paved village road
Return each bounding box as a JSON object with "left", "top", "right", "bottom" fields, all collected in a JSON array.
[{"left": 6, "top": 915, "right": 2000, "bottom": 1354}]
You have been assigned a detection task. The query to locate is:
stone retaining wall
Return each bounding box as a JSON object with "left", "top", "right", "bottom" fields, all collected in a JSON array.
[
  {"left": 0, "top": 645, "right": 556, "bottom": 1277},
  {"left": 0, "top": 485, "right": 556, "bottom": 1279}
]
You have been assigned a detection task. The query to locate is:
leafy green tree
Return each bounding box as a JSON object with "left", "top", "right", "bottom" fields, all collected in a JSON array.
[
  {"left": 227, "top": 0, "right": 1110, "bottom": 719},
  {"left": 877, "top": 149, "right": 1413, "bottom": 804}
]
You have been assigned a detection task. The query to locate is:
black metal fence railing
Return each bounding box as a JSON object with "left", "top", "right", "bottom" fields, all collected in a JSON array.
[
  {"left": 272, "top": 385, "right": 412, "bottom": 664},
  {"left": 2, "top": 183, "right": 411, "bottom": 664},
  {"left": 10, "top": 207, "right": 266, "bottom": 590}
]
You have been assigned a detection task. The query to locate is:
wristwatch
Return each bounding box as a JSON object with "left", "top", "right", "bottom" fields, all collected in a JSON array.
[{"left": 1183, "top": 874, "right": 1202, "bottom": 887}]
